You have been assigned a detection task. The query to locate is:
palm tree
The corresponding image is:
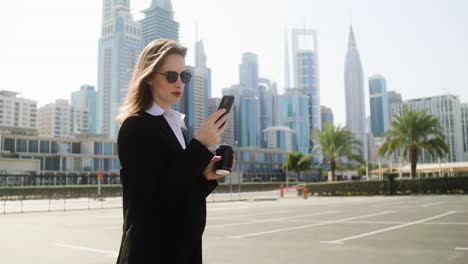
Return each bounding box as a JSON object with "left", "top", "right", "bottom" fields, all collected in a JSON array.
[
  {"left": 377, "top": 106, "right": 449, "bottom": 179},
  {"left": 283, "top": 152, "right": 313, "bottom": 182},
  {"left": 312, "top": 124, "right": 363, "bottom": 181}
]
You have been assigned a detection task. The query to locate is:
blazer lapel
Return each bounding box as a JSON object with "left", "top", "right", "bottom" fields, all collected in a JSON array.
[
  {"left": 181, "top": 127, "right": 188, "bottom": 145},
  {"left": 158, "top": 116, "right": 184, "bottom": 152}
]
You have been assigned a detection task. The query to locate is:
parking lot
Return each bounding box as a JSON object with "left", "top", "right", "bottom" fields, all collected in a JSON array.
[{"left": 0, "top": 194, "right": 467, "bottom": 263}]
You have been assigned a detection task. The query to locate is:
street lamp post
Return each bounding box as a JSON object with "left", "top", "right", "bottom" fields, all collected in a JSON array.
[{"left": 234, "top": 140, "right": 240, "bottom": 200}]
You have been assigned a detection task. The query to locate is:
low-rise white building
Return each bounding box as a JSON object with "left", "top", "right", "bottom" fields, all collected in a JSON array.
[
  {"left": 390, "top": 95, "right": 464, "bottom": 162},
  {"left": 0, "top": 90, "right": 37, "bottom": 130},
  {"left": 38, "top": 99, "right": 89, "bottom": 138}
]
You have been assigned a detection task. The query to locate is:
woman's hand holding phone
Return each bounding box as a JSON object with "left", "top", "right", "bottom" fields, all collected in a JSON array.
[{"left": 194, "top": 109, "right": 229, "bottom": 148}]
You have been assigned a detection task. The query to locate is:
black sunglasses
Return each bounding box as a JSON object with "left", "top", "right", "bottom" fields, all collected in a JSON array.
[{"left": 156, "top": 71, "right": 191, "bottom": 84}]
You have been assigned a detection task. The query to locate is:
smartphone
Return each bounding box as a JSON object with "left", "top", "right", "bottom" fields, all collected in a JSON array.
[{"left": 216, "top": 95, "right": 234, "bottom": 126}]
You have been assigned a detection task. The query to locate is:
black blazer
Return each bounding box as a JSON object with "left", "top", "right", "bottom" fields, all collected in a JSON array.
[{"left": 116, "top": 110, "right": 218, "bottom": 264}]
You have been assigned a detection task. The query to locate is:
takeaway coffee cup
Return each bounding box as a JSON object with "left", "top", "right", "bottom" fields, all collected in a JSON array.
[{"left": 215, "top": 145, "right": 234, "bottom": 176}]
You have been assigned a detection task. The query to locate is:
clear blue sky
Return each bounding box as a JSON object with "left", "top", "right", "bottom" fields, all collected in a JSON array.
[{"left": 1, "top": 0, "right": 467, "bottom": 126}]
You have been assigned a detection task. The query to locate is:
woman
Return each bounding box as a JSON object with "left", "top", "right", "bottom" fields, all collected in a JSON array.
[{"left": 115, "top": 39, "right": 233, "bottom": 264}]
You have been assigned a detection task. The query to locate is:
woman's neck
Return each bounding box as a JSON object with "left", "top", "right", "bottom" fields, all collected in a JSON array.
[{"left": 153, "top": 99, "right": 171, "bottom": 110}]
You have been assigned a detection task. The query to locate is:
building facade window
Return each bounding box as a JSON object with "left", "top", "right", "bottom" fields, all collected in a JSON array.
[
  {"left": 40, "top": 141, "right": 50, "bottom": 153},
  {"left": 16, "top": 139, "right": 27, "bottom": 152},
  {"left": 28, "top": 140, "right": 38, "bottom": 153}
]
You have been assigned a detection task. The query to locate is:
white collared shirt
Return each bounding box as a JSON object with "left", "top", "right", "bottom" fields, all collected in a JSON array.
[{"left": 146, "top": 102, "right": 187, "bottom": 149}]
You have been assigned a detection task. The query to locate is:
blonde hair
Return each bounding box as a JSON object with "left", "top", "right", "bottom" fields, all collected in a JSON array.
[{"left": 116, "top": 39, "right": 187, "bottom": 124}]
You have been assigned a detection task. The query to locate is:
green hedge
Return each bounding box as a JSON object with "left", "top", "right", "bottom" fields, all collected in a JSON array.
[
  {"left": 299, "top": 177, "right": 468, "bottom": 196},
  {"left": 4, "top": 178, "right": 465, "bottom": 200},
  {"left": 0, "top": 183, "right": 288, "bottom": 200},
  {"left": 0, "top": 185, "right": 122, "bottom": 200}
]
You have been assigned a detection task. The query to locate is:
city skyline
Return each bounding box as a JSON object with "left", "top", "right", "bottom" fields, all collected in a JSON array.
[{"left": 1, "top": 0, "right": 467, "bottom": 127}]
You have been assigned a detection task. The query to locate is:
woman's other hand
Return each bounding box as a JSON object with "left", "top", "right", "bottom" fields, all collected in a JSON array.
[
  {"left": 203, "top": 155, "right": 236, "bottom": 180},
  {"left": 194, "top": 109, "right": 229, "bottom": 148}
]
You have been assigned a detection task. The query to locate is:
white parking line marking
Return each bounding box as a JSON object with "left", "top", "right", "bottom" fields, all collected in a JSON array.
[
  {"left": 321, "top": 211, "right": 457, "bottom": 244},
  {"left": 55, "top": 243, "right": 118, "bottom": 257},
  {"left": 422, "top": 201, "right": 447, "bottom": 207},
  {"left": 224, "top": 210, "right": 290, "bottom": 218},
  {"left": 455, "top": 247, "right": 468, "bottom": 251},
  {"left": 228, "top": 211, "right": 393, "bottom": 239},
  {"left": 207, "top": 211, "right": 337, "bottom": 229}
]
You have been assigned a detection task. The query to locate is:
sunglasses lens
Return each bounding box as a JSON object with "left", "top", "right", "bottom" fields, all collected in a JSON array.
[
  {"left": 181, "top": 71, "right": 191, "bottom": 83},
  {"left": 166, "top": 72, "right": 178, "bottom": 83}
]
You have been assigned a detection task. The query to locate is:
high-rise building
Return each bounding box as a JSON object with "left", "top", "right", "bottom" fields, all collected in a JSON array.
[
  {"left": 279, "top": 89, "right": 310, "bottom": 154},
  {"left": 369, "top": 75, "right": 390, "bottom": 137},
  {"left": 71, "top": 85, "right": 97, "bottom": 134},
  {"left": 344, "top": 25, "right": 367, "bottom": 160},
  {"left": 259, "top": 78, "right": 279, "bottom": 148},
  {"left": 460, "top": 103, "right": 468, "bottom": 161},
  {"left": 97, "top": 0, "right": 143, "bottom": 137},
  {"left": 223, "top": 84, "right": 259, "bottom": 147},
  {"left": 390, "top": 95, "right": 464, "bottom": 162},
  {"left": 178, "top": 66, "right": 208, "bottom": 140},
  {"left": 264, "top": 126, "right": 294, "bottom": 153},
  {"left": 0, "top": 91, "right": 37, "bottom": 131},
  {"left": 140, "top": 0, "right": 179, "bottom": 44},
  {"left": 284, "top": 30, "right": 291, "bottom": 90},
  {"left": 195, "top": 40, "right": 211, "bottom": 114},
  {"left": 232, "top": 52, "right": 261, "bottom": 147},
  {"left": 388, "top": 91, "right": 403, "bottom": 105},
  {"left": 321, "top": 106, "right": 333, "bottom": 128},
  {"left": 38, "top": 99, "right": 89, "bottom": 138},
  {"left": 239, "top": 52, "right": 259, "bottom": 93},
  {"left": 291, "top": 28, "right": 321, "bottom": 144},
  {"left": 208, "top": 98, "right": 235, "bottom": 146},
  {"left": 387, "top": 90, "right": 402, "bottom": 120}
]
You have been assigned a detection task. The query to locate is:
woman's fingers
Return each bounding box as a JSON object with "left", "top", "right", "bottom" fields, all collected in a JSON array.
[
  {"left": 207, "top": 109, "right": 226, "bottom": 124},
  {"left": 217, "top": 121, "right": 228, "bottom": 134},
  {"left": 214, "top": 113, "right": 230, "bottom": 128}
]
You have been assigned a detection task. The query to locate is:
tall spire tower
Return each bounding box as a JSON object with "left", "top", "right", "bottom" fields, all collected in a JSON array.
[
  {"left": 344, "top": 25, "right": 368, "bottom": 160},
  {"left": 284, "top": 30, "right": 291, "bottom": 90}
]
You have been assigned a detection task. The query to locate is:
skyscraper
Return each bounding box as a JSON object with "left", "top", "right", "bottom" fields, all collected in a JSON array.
[
  {"left": 195, "top": 40, "right": 211, "bottom": 115},
  {"left": 239, "top": 52, "right": 260, "bottom": 93},
  {"left": 321, "top": 106, "right": 333, "bottom": 128},
  {"left": 291, "top": 28, "right": 321, "bottom": 152},
  {"left": 344, "top": 25, "right": 367, "bottom": 160},
  {"left": 284, "top": 30, "right": 291, "bottom": 90},
  {"left": 369, "top": 75, "right": 390, "bottom": 137},
  {"left": 140, "top": 0, "right": 179, "bottom": 44},
  {"left": 180, "top": 66, "right": 208, "bottom": 140},
  {"left": 388, "top": 91, "right": 403, "bottom": 105},
  {"left": 223, "top": 84, "right": 259, "bottom": 147},
  {"left": 178, "top": 40, "right": 211, "bottom": 140},
  {"left": 279, "top": 89, "right": 310, "bottom": 154},
  {"left": 97, "top": 0, "right": 143, "bottom": 137},
  {"left": 234, "top": 52, "right": 261, "bottom": 147},
  {"left": 259, "top": 78, "right": 279, "bottom": 148},
  {"left": 71, "top": 85, "right": 97, "bottom": 134},
  {"left": 387, "top": 90, "right": 403, "bottom": 120},
  {"left": 208, "top": 98, "right": 235, "bottom": 146}
]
